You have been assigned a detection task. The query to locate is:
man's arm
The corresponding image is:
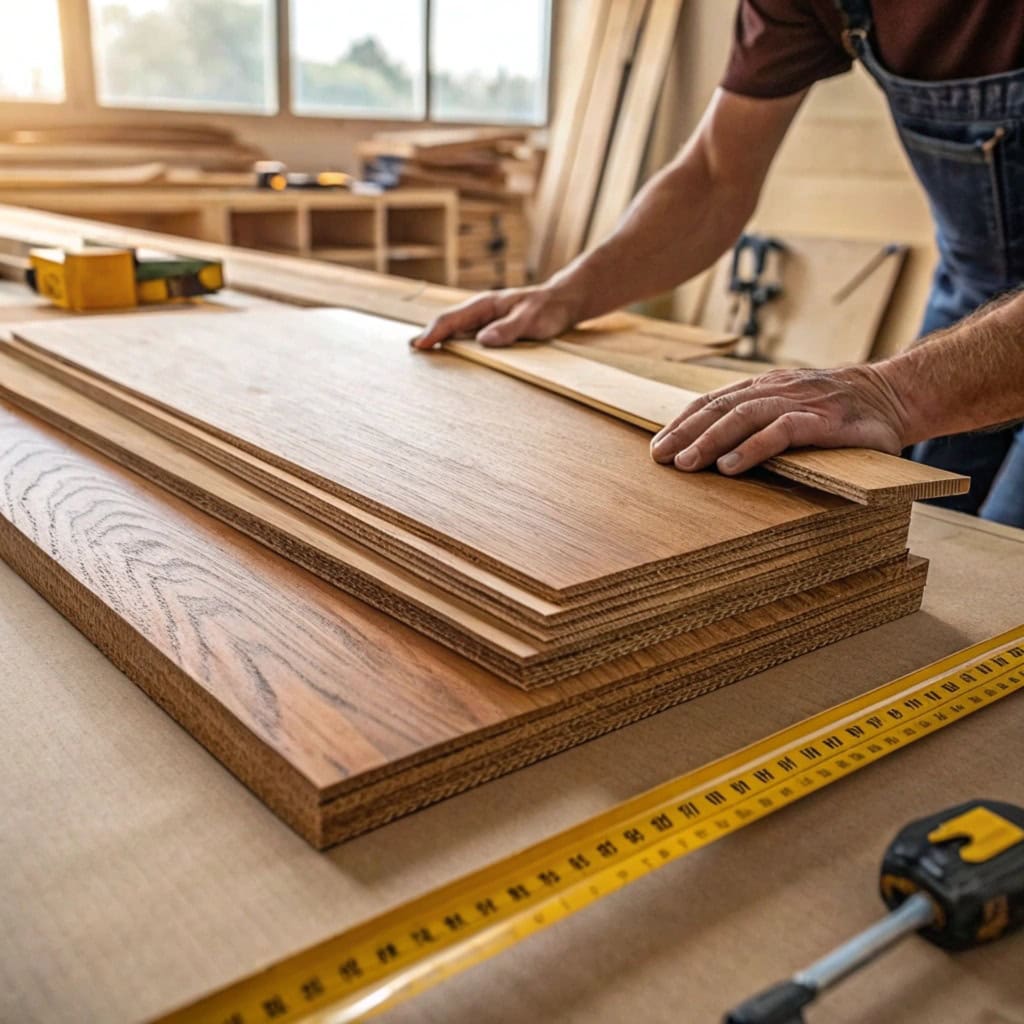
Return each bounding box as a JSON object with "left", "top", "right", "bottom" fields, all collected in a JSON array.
[
  {"left": 412, "top": 88, "right": 807, "bottom": 349},
  {"left": 651, "top": 291, "right": 1024, "bottom": 475}
]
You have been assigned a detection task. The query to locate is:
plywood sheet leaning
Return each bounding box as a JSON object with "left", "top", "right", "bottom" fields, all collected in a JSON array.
[
  {"left": 0, "top": 404, "right": 928, "bottom": 847},
  {"left": 529, "top": 0, "right": 612, "bottom": 278},
  {"left": 698, "top": 234, "right": 908, "bottom": 367},
  {"left": 544, "top": 0, "right": 649, "bottom": 275},
  {"left": 0, "top": 347, "right": 916, "bottom": 687},
  {"left": 585, "top": 0, "right": 686, "bottom": 249}
]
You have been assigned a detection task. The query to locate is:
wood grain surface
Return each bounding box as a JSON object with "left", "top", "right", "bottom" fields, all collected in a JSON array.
[
  {"left": 5, "top": 336, "right": 908, "bottom": 627},
  {"left": 11, "top": 308, "right": 878, "bottom": 596},
  {"left": 0, "top": 350, "right": 916, "bottom": 687},
  {"left": 0, "top": 402, "right": 926, "bottom": 844}
]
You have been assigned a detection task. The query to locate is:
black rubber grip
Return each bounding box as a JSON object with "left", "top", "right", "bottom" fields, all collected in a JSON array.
[{"left": 724, "top": 979, "right": 816, "bottom": 1024}]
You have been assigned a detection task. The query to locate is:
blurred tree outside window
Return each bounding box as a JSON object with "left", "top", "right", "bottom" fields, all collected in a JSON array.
[
  {"left": 291, "top": 0, "right": 425, "bottom": 118},
  {"left": 431, "top": 0, "right": 549, "bottom": 124},
  {"left": 91, "top": 0, "right": 277, "bottom": 112},
  {"left": 292, "top": 0, "right": 550, "bottom": 124},
  {"left": 0, "top": 0, "right": 65, "bottom": 102}
]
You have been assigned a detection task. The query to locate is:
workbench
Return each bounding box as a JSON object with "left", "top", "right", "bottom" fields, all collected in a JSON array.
[
  {"left": 0, "top": 209, "right": 1022, "bottom": 1023},
  {"left": 2, "top": 503, "right": 1021, "bottom": 1024}
]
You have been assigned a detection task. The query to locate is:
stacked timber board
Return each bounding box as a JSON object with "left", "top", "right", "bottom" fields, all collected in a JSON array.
[
  {"left": 0, "top": 308, "right": 962, "bottom": 688},
  {"left": 0, "top": 405, "right": 931, "bottom": 847},
  {"left": 0, "top": 304, "right": 966, "bottom": 845},
  {"left": 358, "top": 128, "right": 539, "bottom": 200}
]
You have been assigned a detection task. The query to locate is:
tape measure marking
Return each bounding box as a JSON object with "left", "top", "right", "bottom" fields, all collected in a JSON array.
[{"left": 155, "top": 627, "right": 1024, "bottom": 1024}]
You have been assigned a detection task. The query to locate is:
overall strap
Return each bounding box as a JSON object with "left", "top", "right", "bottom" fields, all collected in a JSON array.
[{"left": 832, "top": 0, "right": 873, "bottom": 57}]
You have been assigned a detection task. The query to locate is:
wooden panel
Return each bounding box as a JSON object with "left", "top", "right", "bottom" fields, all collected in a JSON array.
[
  {"left": 11, "top": 308, "right": 878, "bottom": 597},
  {"left": 698, "top": 235, "right": 908, "bottom": 367},
  {"left": 0, "top": 402, "right": 927, "bottom": 847},
  {"left": 0, "top": 349, "right": 915, "bottom": 687},
  {"left": 443, "top": 337, "right": 968, "bottom": 504},
  {"left": 586, "top": 0, "right": 686, "bottom": 248}
]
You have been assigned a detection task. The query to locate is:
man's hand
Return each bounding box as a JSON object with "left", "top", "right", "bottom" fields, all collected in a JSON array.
[
  {"left": 650, "top": 365, "right": 912, "bottom": 475},
  {"left": 411, "top": 285, "right": 582, "bottom": 349}
]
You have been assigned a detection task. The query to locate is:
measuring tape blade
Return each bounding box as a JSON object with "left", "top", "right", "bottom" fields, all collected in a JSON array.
[{"left": 155, "top": 626, "right": 1024, "bottom": 1024}]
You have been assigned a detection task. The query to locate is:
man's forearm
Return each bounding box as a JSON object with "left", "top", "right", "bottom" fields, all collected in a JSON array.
[
  {"left": 543, "top": 88, "right": 807, "bottom": 323},
  {"left": 546, "top": 147, "right": 755, "bottom": 321},
  {"left": 876, "top": 291, "right": 1024, "bottom": 443}
]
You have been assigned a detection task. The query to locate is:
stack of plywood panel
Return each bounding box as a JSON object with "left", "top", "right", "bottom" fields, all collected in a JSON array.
[
  {"left": 0, "top": 305, "right": 964, "bottom": 846},
  {"left": 358, "top": 128, "right": 535, "bottom": 288}
]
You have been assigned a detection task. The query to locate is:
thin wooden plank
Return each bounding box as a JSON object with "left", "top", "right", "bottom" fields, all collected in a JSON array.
[
  {"left": 544, "top": 0, "right": 645, "bottom": 275},
  {"left": 586, "top": 0, "right": 686, "bottom": 248},
  {"left": 443, "top": 338, "right": 968, "bottom": 504}
]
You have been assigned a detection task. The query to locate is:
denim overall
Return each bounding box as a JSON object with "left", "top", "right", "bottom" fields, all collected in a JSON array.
[{"left": 835, "top": 0, "right": 1024, "bottom": 527}]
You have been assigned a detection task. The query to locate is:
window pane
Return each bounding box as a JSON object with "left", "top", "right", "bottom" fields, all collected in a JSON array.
[
  {"left": 0, "top": 0, "right": 64, "bottom": 102},
  {"left": 291, "top": 0, "right": 425, "bottom": 118},
  {"left": 430, "top": 0, "right": 549, "bottom": 125},
  {"left": 90, "top": 0, "right": 276, "bottom": 112}
]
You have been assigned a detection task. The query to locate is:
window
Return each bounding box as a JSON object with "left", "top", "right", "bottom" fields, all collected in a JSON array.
[
  {"left": 430, "top": 0, "right": 549, "bottom": 124},
  {"left": 291, "top": 0, "right": 425, "bottom": 119},
  {"left": 0, "top": 0, "right": 64, "bottom": 102},
  {"left": 291, "top": 0, "right": 550, "bottom": 124},
  {"left": 90, "top": 0, "right": 277, "bottom": 113}
]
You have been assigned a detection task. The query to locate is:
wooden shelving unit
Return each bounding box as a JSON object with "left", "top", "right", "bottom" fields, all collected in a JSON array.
[{"left": 0, "top": 187, "right": 458, "bottom": 285}]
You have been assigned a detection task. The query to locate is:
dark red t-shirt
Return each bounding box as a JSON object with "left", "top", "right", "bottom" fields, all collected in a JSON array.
[{"left": 722, "top": 1, "right": 1024, "bottom": 98}]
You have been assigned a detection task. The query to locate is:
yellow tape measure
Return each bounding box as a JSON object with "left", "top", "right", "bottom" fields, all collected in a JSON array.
[{"left": 157, "top": 626, "right": 1024, "bottom": 1024}]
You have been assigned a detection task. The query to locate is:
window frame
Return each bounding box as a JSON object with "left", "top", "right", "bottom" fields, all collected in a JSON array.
[{"left": 3, "top": 0, "right": 552, "bottom": 129}]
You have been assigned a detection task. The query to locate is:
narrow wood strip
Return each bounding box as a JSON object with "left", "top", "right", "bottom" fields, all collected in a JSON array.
[
  {"left": 444, "top": 339, "right": 969, "bottom": 503},
  {"left": 586, "top": 0, "right": 686, "bottom": 248}
]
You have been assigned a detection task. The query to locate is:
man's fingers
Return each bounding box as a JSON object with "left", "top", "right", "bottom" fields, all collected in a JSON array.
[
  {"left": 667, "top": 397, "right": 790, "bottom": 471},
  {"left": 679, "top": 407, "right": 823, "bottom": 475},
  {"left": 411, "top": 293, "right": 507, "bottom": 349},
  {"left": 476, "top": 307, "right": 532, "bottom": 347},
  {"left": 649, "top": 381, "right": 755, "bottom": 464}
]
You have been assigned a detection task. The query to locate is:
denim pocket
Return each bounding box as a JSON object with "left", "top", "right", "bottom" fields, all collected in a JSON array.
[{"left": 896, "top": 122, "right": 1009, "bottom": 277}]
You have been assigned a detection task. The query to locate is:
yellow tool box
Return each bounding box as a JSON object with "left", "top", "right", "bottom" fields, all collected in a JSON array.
[{"left": 27, "top": 246, "right": 225, "bottom": 312}]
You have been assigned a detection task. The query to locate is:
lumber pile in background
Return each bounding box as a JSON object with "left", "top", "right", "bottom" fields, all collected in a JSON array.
[
  {"left": 531, "top": 0, "right": 683, "bottom": 281},
  {"left": 358, "top": 127, "right": 539, "bottom": 200},
  {"left": 358, "top": 127, "right": 537, "bottom": 288},
  {"left": 0, "top": 123, "right": 264, "bottom": 173}
]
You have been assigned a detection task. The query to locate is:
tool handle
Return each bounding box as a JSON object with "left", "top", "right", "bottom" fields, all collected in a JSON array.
[{"left": 723, "top": 979, "right": 815, "bottom": 1024}]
